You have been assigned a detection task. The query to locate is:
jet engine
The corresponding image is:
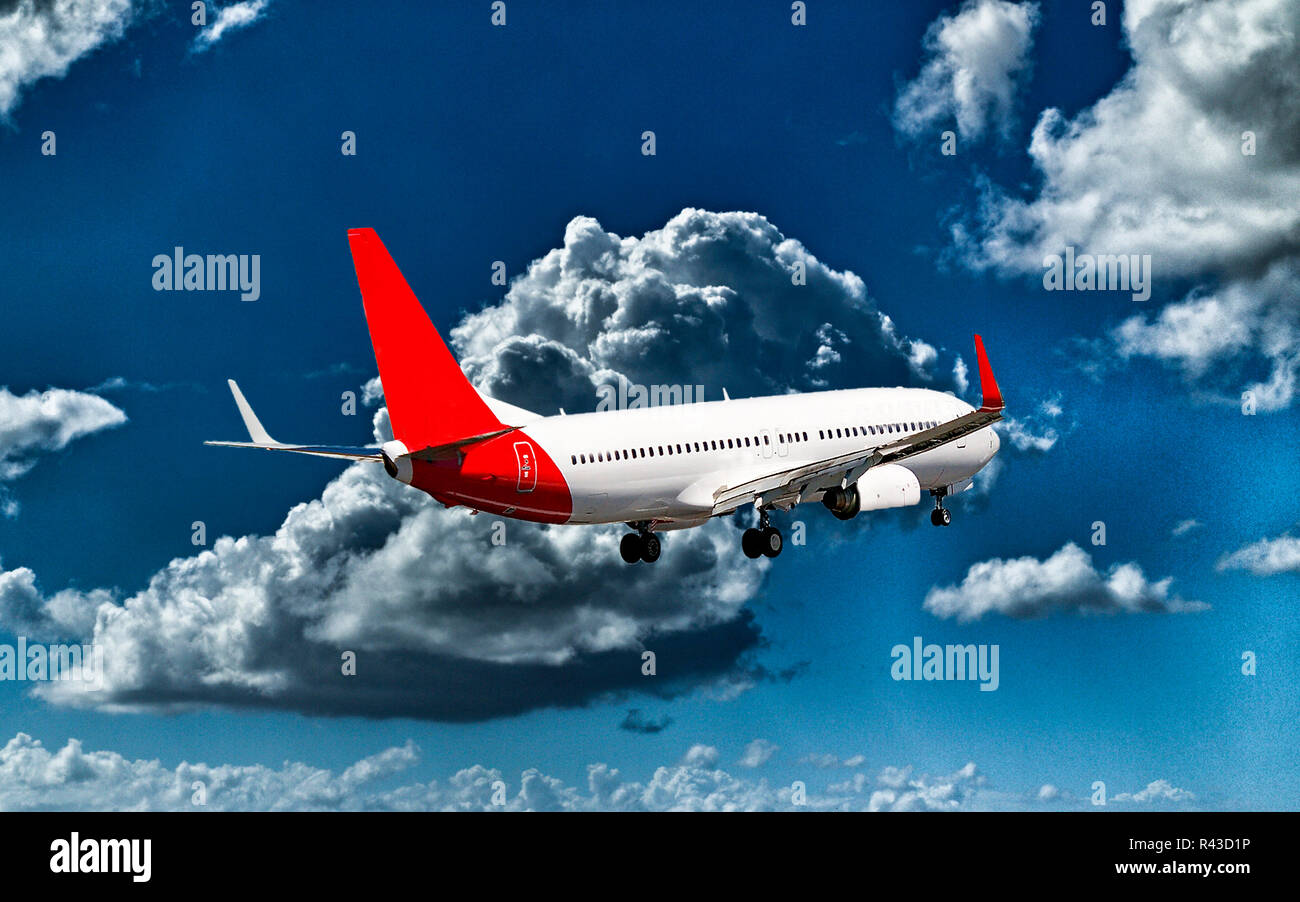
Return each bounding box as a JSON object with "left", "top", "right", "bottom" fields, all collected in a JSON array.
[{"left": 381, "top": 440, "right": 414, "bottom": 484}]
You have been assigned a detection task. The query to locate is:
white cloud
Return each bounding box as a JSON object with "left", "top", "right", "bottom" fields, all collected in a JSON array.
[
  {"left": 953, "top": 0, "right": 1300, "bottom": 408},
  {"left": 1111, "top": 260, "right": 1300, "bottom": 410},
  {"left": 450, "top": 209, "right": 959, "bottom": 415},
  {"left": 961, "top": 0, "right": 1300, "bottom": 275},
  {"left": 0, "top": 732, "right": 1199, "bottom": 811},
  {"left": 0, "top": 0, "right": 134, "bottom": 117},
  {"left": 680, "top": 744, "right": 720, "bottom": 768},
  {"left": 924, "top": 542, "right": 1208, "bottom": 621},
  {"left": 1171, "top": 518, "right": 1202, "bottom": 537},
  {"left": 1217, "top": 532, "right": 1300, "bottom": 576},
  {"left": 1112, "top": 779, "right": 1195, "bottom": 805},
  {"left": 0, "top": 387, "right": 126, "bottom": 481},
  {"left": 894, "top": 0, "right": 1040, "bottom": 141},
  {"left": 832, "top": 761, "right": 985, "bottom": 812},
  {"left": 737, "top": 739, "right": 777, "bottom": 768},
  {"left": 998, "top": 414, "right": 1058, "bottom": 453},
  {"left": 191, "top": 0, "right": 269, "bottom": 53}
]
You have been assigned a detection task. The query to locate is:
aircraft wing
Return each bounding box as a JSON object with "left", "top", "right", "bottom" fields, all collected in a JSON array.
[{"left": 710, "top": 335, "right": 1005, "bottom": 517}]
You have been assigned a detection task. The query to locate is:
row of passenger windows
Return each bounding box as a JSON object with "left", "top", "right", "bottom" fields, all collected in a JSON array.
[{"left": 569, "top": 419, "right": 943, "bottom": 466}]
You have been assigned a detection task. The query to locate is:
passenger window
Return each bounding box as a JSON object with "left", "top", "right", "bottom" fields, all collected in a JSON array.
[{"left": 727, "top": 439, "right": 733, "bottom": 449}]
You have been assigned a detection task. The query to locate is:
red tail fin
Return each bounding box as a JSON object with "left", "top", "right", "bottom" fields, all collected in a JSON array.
[{"left": 347, "top": 229, "right": 503, "bottom": 450}]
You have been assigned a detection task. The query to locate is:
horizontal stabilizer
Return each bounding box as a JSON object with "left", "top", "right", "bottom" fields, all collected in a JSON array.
[{"left": 206, "top": 381, "right": 382, "bottom": 462}]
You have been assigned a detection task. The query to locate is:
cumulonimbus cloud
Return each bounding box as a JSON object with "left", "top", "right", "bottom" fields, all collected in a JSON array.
[{"left": 923, "top": 542, "right": 1208, "bottom": 621}]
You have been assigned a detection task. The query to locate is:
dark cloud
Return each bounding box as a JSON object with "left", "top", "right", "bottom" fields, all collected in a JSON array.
[{"left": 619, "top": 709, "right": 673, "bottom": 734}]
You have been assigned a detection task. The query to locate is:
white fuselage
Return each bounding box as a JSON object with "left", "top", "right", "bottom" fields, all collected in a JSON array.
[{"left": 521, "top": 387, "right": 1000, "bottom": 526}]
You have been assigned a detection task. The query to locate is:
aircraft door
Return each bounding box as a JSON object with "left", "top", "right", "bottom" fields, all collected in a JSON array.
[{"left": 514, "top": 441, "right": 537, "bottom": 493}]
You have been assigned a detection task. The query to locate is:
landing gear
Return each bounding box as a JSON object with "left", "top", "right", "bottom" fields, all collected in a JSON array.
[
  {"left": 640, "top": 532, "right": 661, "bottom": 563},
  {"left": 620, "top": 533, "right": 642, "bottom": 563},
  {"left": 620, "top": 528, "right": 662, "bottom": 563},
  {"left": 930, "top": 490, "right": 952, "bottom": 527},
  {"left": 742, "top": 509, "right": 783, "bottom": 559}
]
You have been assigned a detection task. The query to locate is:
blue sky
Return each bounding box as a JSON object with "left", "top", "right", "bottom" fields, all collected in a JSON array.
[{"left": 0, "top": 0, "right": 1296, "bottom": 810}]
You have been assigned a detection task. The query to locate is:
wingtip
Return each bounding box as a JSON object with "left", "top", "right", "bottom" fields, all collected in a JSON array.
[{"left": 974, "top": 334, "right": 1004, "bottom": 411}]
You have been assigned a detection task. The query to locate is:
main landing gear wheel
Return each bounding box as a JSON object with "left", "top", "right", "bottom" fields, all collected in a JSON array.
[
  {"left": 743, "top": 509, "right": 783, "bottom": 559},
  {"left": 620, "top": 533, "right": 643, "bottom": 563},
  {"left": 621, "top": 531, "right": 662, "bottom": 563},
  {"left": 760, "top": 526, "right": 783, "bottom": 557},
  {"left": 640, "top": 532, "right": 661, "bottom": 563}
]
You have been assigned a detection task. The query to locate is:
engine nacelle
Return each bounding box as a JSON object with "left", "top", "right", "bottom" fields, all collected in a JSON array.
[
  {"left": 381, "top": 440, "right": 414, "bottom": 484},
  {"left": 854, "top": 463, "right": 921, "bottom": 511},
  {"left": 822, "top": 484, "right": 860, "bottom": 520}
]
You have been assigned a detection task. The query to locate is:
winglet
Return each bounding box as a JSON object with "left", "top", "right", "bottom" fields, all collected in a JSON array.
[
  {"left": 227, "top": 379, "right": 278, "bottom": 445},
  {"left": 973, "top": 335, "right": 1004, "bottom": 412}
]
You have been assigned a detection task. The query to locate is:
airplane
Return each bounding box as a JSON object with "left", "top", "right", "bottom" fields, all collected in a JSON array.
[{"left": 208, "top": 228, "right": 1004, "bottom": 563}]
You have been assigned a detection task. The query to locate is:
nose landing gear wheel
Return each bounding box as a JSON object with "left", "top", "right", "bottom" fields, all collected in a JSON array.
[{"left": 930, "top": 506, "right": 951, "bottom": 527}]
